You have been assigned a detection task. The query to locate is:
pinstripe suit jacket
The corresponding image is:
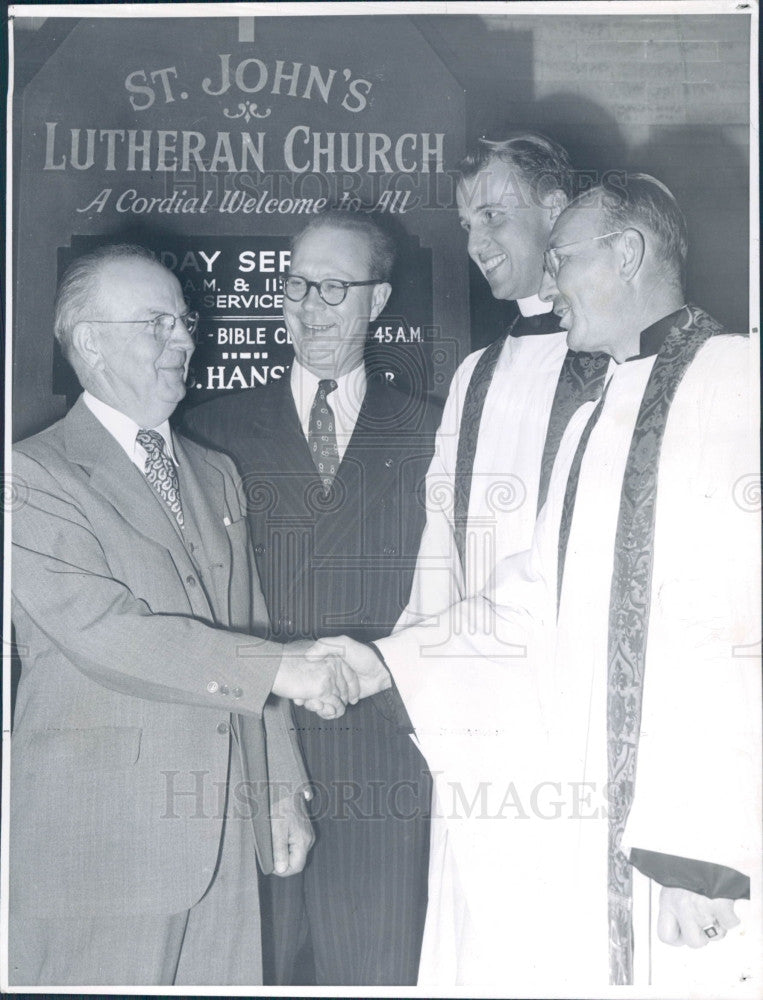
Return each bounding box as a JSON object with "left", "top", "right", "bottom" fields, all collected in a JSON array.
[
  {"left": 183, "top": 372, "right": 441, "bottom": 982},
  {"left": 184, "top": 375, "right": 442, "bottom": 646}
]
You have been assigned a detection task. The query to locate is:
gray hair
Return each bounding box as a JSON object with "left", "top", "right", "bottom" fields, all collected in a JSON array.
[
  {"left": 575, "top": 173, "right": 688, "bottom": 279},
  {"left": 54, "top": 243, "right": 158, "bottom": 363},
  {"left": 291, "top": 210, "right": 396, "bottom": 282}
]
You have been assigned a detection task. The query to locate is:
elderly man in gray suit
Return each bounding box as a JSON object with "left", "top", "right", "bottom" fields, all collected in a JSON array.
[{"left": 9, "top": 244, "right": 356, "bottom": 986}]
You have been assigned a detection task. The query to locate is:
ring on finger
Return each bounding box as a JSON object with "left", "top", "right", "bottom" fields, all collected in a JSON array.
[{"left": 701, "top": 921, "right": 720, "bottom": 939}]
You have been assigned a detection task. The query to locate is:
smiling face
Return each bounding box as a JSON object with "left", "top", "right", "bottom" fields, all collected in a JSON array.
[
  {"left": 284, "top": 225, "right": 391, "bottom": 379},
  {"left": 456, "top": 156, "right": 561, "bottom": 302},
  {"left": 539, "top": 204, "right": 623, "bottom": 357},
  {"left": 85, "top": 258, "right": 194, "bottom": 426}
]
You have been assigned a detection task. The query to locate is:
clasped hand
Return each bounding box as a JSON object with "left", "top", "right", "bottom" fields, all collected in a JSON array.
[{"left": 272, "top": 636, "right": 391, "bottom": 719}]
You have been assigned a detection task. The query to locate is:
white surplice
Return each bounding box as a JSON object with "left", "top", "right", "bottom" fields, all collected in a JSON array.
[
  {"left": 395, "top": 300, "right": 570, "bottom": 987},
  {"left": 398, "top": 298, "right": 569, "bottom": 624},
  {"left": 380, "top": 334, "right": 761, "bottom": 993}
]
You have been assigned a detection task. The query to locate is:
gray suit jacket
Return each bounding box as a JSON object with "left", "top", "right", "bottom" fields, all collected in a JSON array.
[{"left": 10, "top": 396, "right": 305, "bottom": 917}]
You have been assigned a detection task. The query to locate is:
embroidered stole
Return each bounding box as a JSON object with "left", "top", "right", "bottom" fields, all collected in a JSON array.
[
  {"left": 454, "top": 314, "right": 607, "bottom": 573},
  {"left": 605, "top": 305, "right": 729, "bottom": 984}
]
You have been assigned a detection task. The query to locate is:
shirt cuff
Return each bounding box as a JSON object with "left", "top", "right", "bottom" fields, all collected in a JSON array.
[{"left": 629, "top": 848, "right": 750, "bottom": 899}]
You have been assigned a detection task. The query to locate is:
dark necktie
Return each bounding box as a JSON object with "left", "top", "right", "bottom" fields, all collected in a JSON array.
[
  {"left": 556, "top": 378, "right": 611, "bottom": 611},
  {"left": 308, "top": 379, "right": 339, "bottom": 493},
  {"left": 136, "top": 428, "right": 185, "bottom": 530}
]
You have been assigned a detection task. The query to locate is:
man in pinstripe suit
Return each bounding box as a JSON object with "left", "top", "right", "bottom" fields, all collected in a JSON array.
[{"left": 184, "top": 211, "right": 441, "bottom": 985}]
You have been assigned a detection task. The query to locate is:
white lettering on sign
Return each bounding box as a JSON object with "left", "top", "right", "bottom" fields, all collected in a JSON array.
[
  {"left": 44, "top": 122, "right": 445, "bottom": 175},
  {"left": 205, "top": 365, "right": 287, "bottom": 390}
]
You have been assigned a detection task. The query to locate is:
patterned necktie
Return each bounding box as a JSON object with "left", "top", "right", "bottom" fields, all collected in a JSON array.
[
  {"left": 136, "top": 428, "right": 185, "bottom": 530},
  {"left": 308, "top": 379, "right": 339, "bottom": 493}
]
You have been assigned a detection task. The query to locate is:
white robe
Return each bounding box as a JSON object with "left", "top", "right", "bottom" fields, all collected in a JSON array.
[
  {"left": 396, "top": 308, "right": 571, "bottom": 986},
  {"left": 381, "top": 335, "right": 761, "bottom": 993},
  {"left": 399, "top": 322, "right": 570, "bottom": 624}
]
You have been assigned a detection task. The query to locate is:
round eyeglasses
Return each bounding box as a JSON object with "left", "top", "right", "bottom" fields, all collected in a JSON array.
[
  {"left": 283, "top": 275, "right": 381, "bottom": 306},
  {"left": 80, "top": 310, "right": 200, "bottom": 342},
  {"left": 543, "top": 231, "right": 624, "bottom": 280}
]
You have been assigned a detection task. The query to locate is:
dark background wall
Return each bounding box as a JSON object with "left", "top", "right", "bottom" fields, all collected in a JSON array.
[{"left": 11, "top": 11, "right": 753, "bottom": 437}]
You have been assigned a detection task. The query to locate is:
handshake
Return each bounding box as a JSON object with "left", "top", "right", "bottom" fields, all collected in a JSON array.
[{"left": 272, "top": 635, "right": 392, "bottom": 719}]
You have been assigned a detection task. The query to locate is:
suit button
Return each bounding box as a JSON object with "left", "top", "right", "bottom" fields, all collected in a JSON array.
[
  {"left": 186, "top": 574, "right": 197, "bottom": 587},
  {"left": 207, "top": 681, "right": 219, "bottom": 694},
  {"left": 360, "top": 615, "right": 371, "bottom": 625},
  {"left": 232, "top": 686, "right": 243, "bottom": 699},
  {"left": 188, "top": 542, "right": 195, "bottom": 553},
  {"left": 254, "top": 543, "right": 264, "bottom": 556},
  {"left": 384, "top": 458, "right": 394, "bottom": 469},
  {"left": 217, "top": 722, "right": 230, "bottom": 735},
  {"left": 219, "top": 684, "right": 229, "bottom": 696},
  {"left": 383, "top": 545, "right": 397, "bottom": 556}
]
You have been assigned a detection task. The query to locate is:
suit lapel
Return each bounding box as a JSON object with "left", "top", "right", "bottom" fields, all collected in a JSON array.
[
  {"left": 261, "top": 378, "right": 316, "bottom": 476},
  {"left": 64, "top": 397, "right": 190, "bottom": 555},
  {"left": 174, "top": 435, "right": 233, "bottom": 609},
  {"left": 344, "top": 377, "right": 393, "bottom": 455}
]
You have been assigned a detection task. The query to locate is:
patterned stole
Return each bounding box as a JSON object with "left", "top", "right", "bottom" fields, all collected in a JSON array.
[
  {"left": 454, "top": 310, "right": 607, "bottom": 574},
  {"left": 556, "top": 379, "right": 612, "bottom": 610},
  {"left": 454, "top": 333, "right": 507, "bottom": 572},
  {"left": 537, "top": 351, "right": 609, "bottom": 513},
  {"left": 605, "top": 305, "right": 728, "bottom": 984}
]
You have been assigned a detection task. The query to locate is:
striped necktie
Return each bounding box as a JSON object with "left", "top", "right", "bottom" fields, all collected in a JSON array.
[
  {"left": 136, "top": 428, "right": 185, "bottom": 529},
  {"left": 308, "top": 378, "right": 339, "bottom": 493}
]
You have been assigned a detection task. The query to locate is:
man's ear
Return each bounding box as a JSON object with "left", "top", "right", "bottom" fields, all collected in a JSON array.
[
  {"left": 542, "top": 188, "right": 569, "bottom": 225},
  {"left": 71, "top": 321, "right": 105, "bottom": 371},
  {"left": 369, "top": 282, "right": 392, "bottom": 322},
  {"left": 619, "top": 228, "right": 645, "bottom": 281}
]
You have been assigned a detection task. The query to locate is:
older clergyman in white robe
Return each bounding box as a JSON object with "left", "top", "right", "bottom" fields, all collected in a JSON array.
[{"left": 315, "top": 175, "right": 761, "bottom": 992}]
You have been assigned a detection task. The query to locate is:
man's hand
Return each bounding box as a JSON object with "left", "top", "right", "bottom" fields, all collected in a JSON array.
[
  {"left": 657, "top": 886, "right": 741, "bottom": 948},
  {"left": 270, "top": 787, "right": 315, "bottom": 877},
  {"left": 294, "top": 636, "right": 392, "bottom": 717},
  {"left": 271, "top": 640, "right": 358, "bottom": 719}
]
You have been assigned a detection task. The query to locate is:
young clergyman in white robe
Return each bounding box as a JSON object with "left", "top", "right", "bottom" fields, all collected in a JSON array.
[
  {"left": 314, "top": 176, "right": 761, "bottom": 993},
  {"left": 402, "top": 134, "right": 607, "bottom": 626},
  {"left": 394, "top": 139, "right": 609, "bottom": 977}
]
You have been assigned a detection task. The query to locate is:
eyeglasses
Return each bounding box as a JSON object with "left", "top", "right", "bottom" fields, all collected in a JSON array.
[
  {"left": 543, "top": 232, "right": 624, "bottom": 280},
  {"left": 81, "top": 310, "right": 200, "bottom": 341},
  {"left": 283, "top": 275, "right": 381, "bottom": 306}
]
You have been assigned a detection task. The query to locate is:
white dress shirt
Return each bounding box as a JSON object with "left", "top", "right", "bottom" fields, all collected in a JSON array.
[
  {"left": 290, "top": 360, "right": 367, "bottom": 463},
  {"left": 83, "top": 391, "right": 178, "bottom": 472}
]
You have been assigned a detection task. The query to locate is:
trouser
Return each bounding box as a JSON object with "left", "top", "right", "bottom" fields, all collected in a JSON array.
[
  {"left": 261, "top": 696, "right": 431, "bottom": 985},
  {"left": 10, "top": 750, "right": 262, "bottom": 986}
]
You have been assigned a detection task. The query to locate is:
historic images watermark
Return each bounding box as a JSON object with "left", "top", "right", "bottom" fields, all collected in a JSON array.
[{"left": 160, "top": 771, "right": 617, "bottom": 823}]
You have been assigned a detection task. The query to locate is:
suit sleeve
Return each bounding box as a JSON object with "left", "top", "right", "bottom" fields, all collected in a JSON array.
[
  {"left": 263, "top": 697, "right": 311, "bottom": 795},
  {"left": 11, "top": 448, "right": 284, "bottom": 717}
]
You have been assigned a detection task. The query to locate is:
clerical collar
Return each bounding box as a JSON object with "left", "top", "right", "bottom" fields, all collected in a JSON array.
[
  {"left": 510, "top": 294, "right": 560, "bottom": 338},
  {"left": 627, "top": 305, "right": 689, "bottom": 361},
  {"left": 517, "top": 294, "right": 553, "bottom": 318}
]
